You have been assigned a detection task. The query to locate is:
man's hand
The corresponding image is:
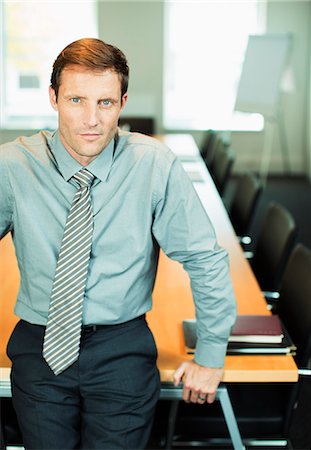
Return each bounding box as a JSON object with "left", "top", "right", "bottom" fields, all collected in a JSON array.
[{"left": 173, "top": 360, "right": 224, "bottom": 404}]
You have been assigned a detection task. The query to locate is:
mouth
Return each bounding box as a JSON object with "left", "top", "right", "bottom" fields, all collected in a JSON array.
[{"left": 79, "top": 133, "right": 102, "bottom": 141}]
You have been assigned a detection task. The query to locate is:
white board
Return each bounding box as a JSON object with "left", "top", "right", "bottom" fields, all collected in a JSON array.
[{"left": 234, "top": 34, "right": 292, "bottom": 118}]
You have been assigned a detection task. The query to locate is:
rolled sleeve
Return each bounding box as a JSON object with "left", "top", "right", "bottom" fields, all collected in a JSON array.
[
  {"left": 195, "top": 338, "right": 228, "bottom": 368},
  {"left": 152, "top": 157, "right": 237, "bottom": 368}
]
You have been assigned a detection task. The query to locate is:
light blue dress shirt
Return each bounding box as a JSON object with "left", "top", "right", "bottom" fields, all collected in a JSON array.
[{"left": 0, "top": 129, "right": 236, "bottom": 367}]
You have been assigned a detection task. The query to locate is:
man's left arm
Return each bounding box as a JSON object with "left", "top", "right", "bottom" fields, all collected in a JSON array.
[{"left": 152, "top": 155, "right": 237, "bottom": 403}]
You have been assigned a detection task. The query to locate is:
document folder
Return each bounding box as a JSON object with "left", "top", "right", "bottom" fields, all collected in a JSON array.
[{"left": 182, "top": 318, "right": 296, "bottom": 356}]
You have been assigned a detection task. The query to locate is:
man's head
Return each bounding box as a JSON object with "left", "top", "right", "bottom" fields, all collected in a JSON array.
[
  {"left": 49, "top": 38, "right": 129, "bottom": 166},
  {"left": 50, "top": 38, "right": 129, "bottom": 101}
]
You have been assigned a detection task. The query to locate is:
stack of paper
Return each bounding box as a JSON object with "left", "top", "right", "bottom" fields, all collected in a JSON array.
[
  {"left": 229, "top": 315, "right": 284, "bottom": 344},
  {"left": 182, "top": 315, "right": 296, "bottom": 355}
]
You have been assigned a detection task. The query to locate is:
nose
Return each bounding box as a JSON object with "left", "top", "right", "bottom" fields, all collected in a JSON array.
[{"left": 83, "top": 104, "right": 99, "bottom": 128}]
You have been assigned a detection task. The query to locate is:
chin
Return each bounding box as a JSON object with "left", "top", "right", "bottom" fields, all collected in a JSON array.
[{"left": 80, "top": 143, "right": 104, "bottom": 154}]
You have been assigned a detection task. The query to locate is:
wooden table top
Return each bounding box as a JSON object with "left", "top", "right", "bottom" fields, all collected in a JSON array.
[
  {"left": 0, "top": 134, "right": 298, "bottom": 383},
  {"left": 149, "top": 134, "right": 297, "bottom": 383}
]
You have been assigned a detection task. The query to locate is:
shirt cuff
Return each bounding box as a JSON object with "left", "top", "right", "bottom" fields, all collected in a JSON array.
[{"left": 194, "top": 339, "right": 228, "bottom": 368}]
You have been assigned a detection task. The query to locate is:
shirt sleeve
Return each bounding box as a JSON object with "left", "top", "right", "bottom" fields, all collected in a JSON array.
[
  {"left": 152, "top": 156, "right": 237, "bottom": 368},
  {"left": 0, "top": 153, "right": 14, "bottom": 239}
]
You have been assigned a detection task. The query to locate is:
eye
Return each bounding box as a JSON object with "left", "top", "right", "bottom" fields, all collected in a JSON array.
[
  {"left": 71, "top": 97, "right": 80, "bottom": 103},
  {"left": 99, "top": 99, "right": 112, "bottom": 107}
]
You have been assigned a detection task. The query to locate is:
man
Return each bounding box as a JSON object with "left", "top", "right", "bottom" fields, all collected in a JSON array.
[{"left": 0, "top": 38, "right": 236, "bottom": 449}]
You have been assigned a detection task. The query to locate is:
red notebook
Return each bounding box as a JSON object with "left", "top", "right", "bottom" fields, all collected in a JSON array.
[{"left": 229, "top": 315, "right": 284, "bottom": 344}]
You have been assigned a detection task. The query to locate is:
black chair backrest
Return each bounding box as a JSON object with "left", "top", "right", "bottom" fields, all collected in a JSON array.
[
  {"left": 252, "top": 202, "right": 298, "bottom": 291},
  {"left": 118, "top": 117, "right": 155, "bottom": 135},
  {"left": 278, "top": 244, "right": 311, "bottom": 368},
  {"left": 212, "top": 148, "right": 235, "bottom": 197},
  {"left": 208, "top": 138, "right": 225, "bottom": 172},
  {"left": 200, "top": 130, "right": 217, "bottom": 160},
  {"left": 229, "top": 172, "right": 263, "bottom": 237},
  {"left": 203, "top": 135, "right": 223, "bottom": 169}
]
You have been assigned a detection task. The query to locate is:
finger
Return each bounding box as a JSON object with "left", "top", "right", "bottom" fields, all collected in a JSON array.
[
  {"left": 189, "top": 388, "right": 200, "bottom": 403},
  {"left": 182, "top": 386, "right": 191, "bottom": 402},
  {"left": 207, "top": 390, "right": 217, "bottom": 404},
  {"left": 196, "top": 393, "right": 207, "bottom": 404},
  {"left": 173, "top": 362, "right": 187, "bottom": 386}
]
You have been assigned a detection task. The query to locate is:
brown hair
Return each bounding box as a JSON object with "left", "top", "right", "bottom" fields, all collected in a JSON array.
[{"left": 50, "top": 38, "right": 129, "bottom": 99}]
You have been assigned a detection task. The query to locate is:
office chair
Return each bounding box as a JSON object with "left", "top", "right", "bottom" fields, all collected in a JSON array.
[
  {"left": 154, "top": 244, "right": 311, "bottom": 449},
  {"left": 228, "top": 172, "right": 263, "bottom": 244},
  {"left": 248, "top": 202, "right": 298, "bottom": 300},
  {"left": 200, "top": 130, "right": 217, "bottom": 162},
  {"left": 278, "top": 243, "right": 311, "bottom": 367},
  {"left": 207, "top": 137, "right": 225, "bottom": 172},
  {"left": 0, "top": 398, "right": 23, "bottom": 450},
  {"left": 211, "top": 147, "right": 235, "bottom": 197},
  {"left": 262, "top": 243, "right": 311, "bottom": 446},
  {"left": 118, "top": 116, "right": 155, "bottom": 135}
]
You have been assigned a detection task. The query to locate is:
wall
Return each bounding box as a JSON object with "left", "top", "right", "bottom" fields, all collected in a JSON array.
[
  {"left": 207, "top": 0, "right": 311, "bottom": 175},
  {"left": 1, "top": 0, "right": 310, "bottom": 177},
  {"left": 308, "top": 3, "right": 311, "bottom": 181},
  {"left": 264, "top": 0, "right": 311, "bottom": 174},
  {"left": 99, "top": 1, "right": 310, "bottom": 176},
  {"left": 98, "top": 0, "right": 164, "bottom": 132}
]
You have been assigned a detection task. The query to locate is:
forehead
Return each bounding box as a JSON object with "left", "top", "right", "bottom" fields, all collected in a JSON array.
[{"left": 59, "top": 65, "right": 122, "bottom": 93}]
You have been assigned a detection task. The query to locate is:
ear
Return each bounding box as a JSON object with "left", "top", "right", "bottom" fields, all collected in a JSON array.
[
  {"left": 49, "top": 86, "right": 58, "bottom": 112},
  {"left": 120, "top": 93, "right": 128, "bottom": 111}
]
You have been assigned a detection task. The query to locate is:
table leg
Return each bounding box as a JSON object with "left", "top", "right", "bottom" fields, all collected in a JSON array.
[{"left": 160, "top": 384, "right": 245, "bottom": 450}]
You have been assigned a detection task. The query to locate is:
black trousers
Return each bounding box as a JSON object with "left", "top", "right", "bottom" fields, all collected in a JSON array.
[{"left": 7, "top": 316, "right": 161, "bottom": 450}]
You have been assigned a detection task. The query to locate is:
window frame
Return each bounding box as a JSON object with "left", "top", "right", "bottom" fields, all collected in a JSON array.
[{"left": 0, "top": 0, "right": 98, "bottom": 130}]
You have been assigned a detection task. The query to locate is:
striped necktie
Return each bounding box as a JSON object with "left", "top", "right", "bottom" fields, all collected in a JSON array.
[{"left": 43, "top": 168, "right": 95, "bottom": 375}]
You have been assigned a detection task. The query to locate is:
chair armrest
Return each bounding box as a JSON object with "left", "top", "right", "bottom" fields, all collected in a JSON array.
[
  {"left": 298, "top": 369, "right": 311, "bottom": 377},
  {"left": 244, "top": 251, "right": 254, "bottom": 259},
  {"left": 262, "top": 291, "right": 280, "bottom": 300},
  {"left": 239, "top": 235, "right": 252, "bottom": 245},
  {"left": 261, "top": 291, "right": 280, "bottom": 313}
]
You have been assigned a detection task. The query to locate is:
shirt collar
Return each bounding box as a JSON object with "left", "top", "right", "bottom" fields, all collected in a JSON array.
[{"left": 51, "top": 131, "right": 116, "bottom": 182}]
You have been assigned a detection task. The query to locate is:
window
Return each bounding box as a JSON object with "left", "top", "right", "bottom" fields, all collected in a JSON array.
[
  {"left": 0, "top": 0, "right": 98, "bottom": 130},
  {"left": 164, "top": 1, "right": 265, "bottom": 131}
]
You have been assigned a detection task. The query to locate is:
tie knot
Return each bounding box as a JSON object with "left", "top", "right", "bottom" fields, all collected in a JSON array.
[{"left": 72, "top": 168, "right": 95, "bottom": 189}]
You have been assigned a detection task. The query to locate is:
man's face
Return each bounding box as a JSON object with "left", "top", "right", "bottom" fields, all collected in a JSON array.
[{"left": 49, "top": 65, "right": 128, "bottom": 166}]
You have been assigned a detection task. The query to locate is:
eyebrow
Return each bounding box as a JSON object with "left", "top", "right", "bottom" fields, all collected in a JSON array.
[
  {"left": 62, "top": 94, "right": 85, "bottom": 99},
  {"left": 99, "top": 97, "right": 118, "bottom": 103}
]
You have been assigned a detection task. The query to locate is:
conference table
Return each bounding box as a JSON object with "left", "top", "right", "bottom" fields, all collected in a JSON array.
[{"left": 0, "top": 133, "right": 298, "bottom": 449}]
